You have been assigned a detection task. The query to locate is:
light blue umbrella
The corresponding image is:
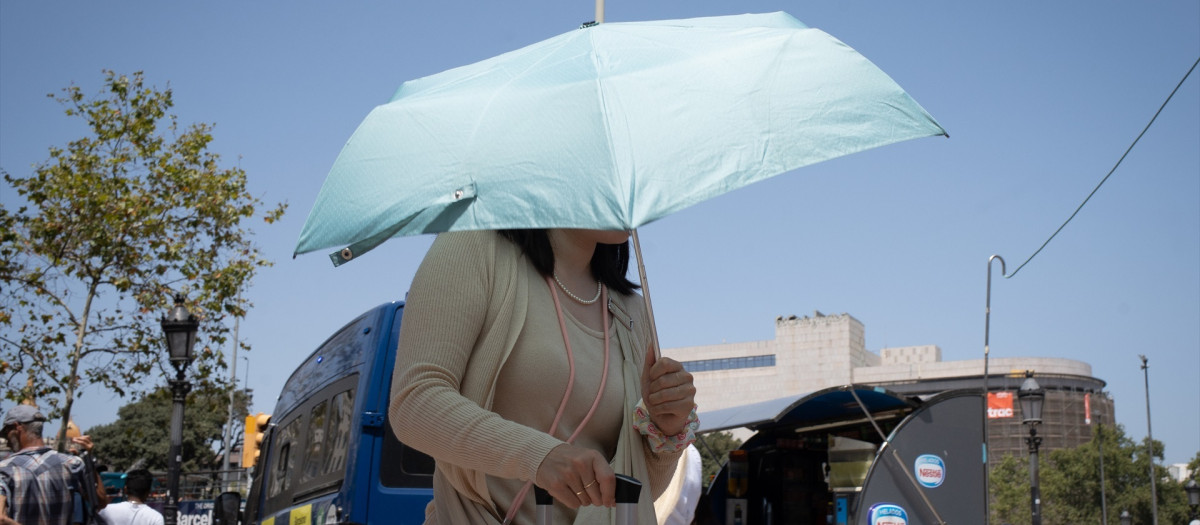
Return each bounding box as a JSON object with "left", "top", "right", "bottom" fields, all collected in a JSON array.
[{"left": 295, "top": 12, "right": 946, "bottom": 266}]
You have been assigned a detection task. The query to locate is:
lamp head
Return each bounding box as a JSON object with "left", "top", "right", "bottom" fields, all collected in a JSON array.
[
  {"left": 1186, "top": 478, "right": 1200, "bottom": 507},
  {"left": 161, "top": 293, "right": 199, "bottom": 370},
  {"left": 1017, "top": 370, "right": 1044, "bottom": 425}
]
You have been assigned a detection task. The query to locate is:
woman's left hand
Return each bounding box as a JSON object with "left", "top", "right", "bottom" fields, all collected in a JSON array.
[{"left": 640, "top": 349, "right": 696, "bottom": 437}]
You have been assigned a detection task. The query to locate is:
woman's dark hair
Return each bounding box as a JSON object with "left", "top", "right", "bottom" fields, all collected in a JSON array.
[{"left": 499, "top": 229, "right": 640, "bottom": 295}]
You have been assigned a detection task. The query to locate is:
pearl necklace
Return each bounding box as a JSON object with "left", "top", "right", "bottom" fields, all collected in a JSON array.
[{"left": 552, "top": 273, "right": 602, "bottom": 305}]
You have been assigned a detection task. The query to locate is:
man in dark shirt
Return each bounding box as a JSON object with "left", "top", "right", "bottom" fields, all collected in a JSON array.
[{"left": 0, "top": 405, "right": 106, "bottom": 525}]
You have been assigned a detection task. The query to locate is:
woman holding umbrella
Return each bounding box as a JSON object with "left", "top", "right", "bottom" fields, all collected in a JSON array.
[
  {"left": 388, "top": 228, "right": 698, "bottom": 524},
  {"left": 302, "top": 13, "right": 943, "bottom": 522}
]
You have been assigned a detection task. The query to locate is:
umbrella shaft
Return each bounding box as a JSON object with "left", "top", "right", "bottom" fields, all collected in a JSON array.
[{"left": 631, "top": 230, "right": 661, "bottom": 360}]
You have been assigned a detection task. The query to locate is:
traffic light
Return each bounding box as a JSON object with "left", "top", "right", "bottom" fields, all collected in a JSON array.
[{"left": 242, "top": 412, "right": 271, "bottom": 469}]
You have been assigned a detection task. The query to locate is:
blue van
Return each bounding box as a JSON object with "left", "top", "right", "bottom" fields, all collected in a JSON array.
[{"left": 224, "top": 301, "right": 434, "bottom": 525}]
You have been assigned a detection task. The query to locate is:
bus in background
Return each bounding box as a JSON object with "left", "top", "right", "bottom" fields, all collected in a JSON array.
[{"left": 218, "top": 301, "right": 434, "bottom": 524}]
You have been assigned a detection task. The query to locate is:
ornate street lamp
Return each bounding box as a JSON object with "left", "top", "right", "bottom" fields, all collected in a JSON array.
[
  {"left": 1185, "top": 479, "right": 1200, "bottom": 524},
  {"left": 1119, "top": 509, "right": 1132, "bottom": 525},
  {"left": 1018, "top": 371, "right": 1045, "bottom": 525},
  {"left": 161, "top": 293, "right": 198, "bottom": 525}
]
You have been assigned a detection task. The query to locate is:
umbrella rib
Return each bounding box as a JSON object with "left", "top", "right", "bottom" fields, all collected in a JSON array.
[
  {"left": 466, "top": 32, "right": 590, "bottom": 181},
  {"left": 586, "top": 27, "right": 635, "bottom": 227}
]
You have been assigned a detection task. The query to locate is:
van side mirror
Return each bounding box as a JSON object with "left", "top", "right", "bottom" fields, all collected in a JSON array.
[{"left": 213, "top": 491, "right": 242, "bottom": 525}]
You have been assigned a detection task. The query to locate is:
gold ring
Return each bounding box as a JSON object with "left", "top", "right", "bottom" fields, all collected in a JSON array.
[
  {"left": 583, "top": 480, "right": 596, "bottom": 490},
  {"left": 574, "top": 489, "right": 585, "bottom": 496}
]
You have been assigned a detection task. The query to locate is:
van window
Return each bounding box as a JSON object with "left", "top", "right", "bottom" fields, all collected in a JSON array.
[
  {"left": 323, "top": 390, "right": 354, "bottom": 475},
  {"left": 379, "top": 414, "right": 436, "bottom": 488},
  {"left": 300, "top": 389, "right": 355, "bottom": 483},
  {"left": 261, "top": 374, "right": 359, "bottom": 516},
  {"left": 301, "top": 399, "right": 329, "bottom": 481},
  {"left": 267, "top": 416, "right": 303, "bottom": 499}
]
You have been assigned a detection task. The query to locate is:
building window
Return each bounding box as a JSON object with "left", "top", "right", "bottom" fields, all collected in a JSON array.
[{"left": 682, "top": 354, "right": 776, "bottom": 372}]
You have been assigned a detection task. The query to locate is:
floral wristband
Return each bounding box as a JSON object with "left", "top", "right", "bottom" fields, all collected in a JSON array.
[{"left": 632, "top": 400, "right": 699, "bottom": 454}]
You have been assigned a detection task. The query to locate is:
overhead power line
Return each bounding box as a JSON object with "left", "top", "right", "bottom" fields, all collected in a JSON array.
[{"left": 1008, "top": 56, "right": 1200, "bottom": 279}]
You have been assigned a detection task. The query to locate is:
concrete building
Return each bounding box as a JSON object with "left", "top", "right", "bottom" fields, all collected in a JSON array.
[
  {"left": 1167, "top": 463, "right": 1194, "bottom": 483},
  {"left": 663, "top": 310, "right": 1113, "bottom": 464}
]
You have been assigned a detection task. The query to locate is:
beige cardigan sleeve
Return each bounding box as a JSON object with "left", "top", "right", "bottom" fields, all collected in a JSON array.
[{"left": 388, "top": 231, "right": 563, "bottom": 485}]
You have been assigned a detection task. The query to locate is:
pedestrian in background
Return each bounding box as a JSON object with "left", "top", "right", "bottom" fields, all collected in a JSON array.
[
  {"left": 99, "top": 470, "right": 162, "bottom": 525},
  {"left": 657, "top": 444, "right": 703, "bottom": 525},
  {"left": 0, "top": 405, "right": 108, "bottom": 525},
  {"left": 66, "top": 434, "right": 108, "bottom": 525}
]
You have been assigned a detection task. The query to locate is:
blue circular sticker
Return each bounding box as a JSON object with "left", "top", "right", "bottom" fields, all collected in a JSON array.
[
  {"left": 868, "top": 503, "right": 909, "bottom": 525},
  {"left": 914, "top": 454, "right": 946, "bottom": 488}
]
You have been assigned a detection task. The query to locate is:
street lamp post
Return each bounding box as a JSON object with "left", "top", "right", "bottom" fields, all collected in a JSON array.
[
  {"left": 1139, "top": 355, "right": 1158, "bottom": 525},
  {"left": 1185, "top": 479, "right": 1200, "bottom": 525},
  {"left": 161, "top": 293, "right": 198, "bottom": 525},
  {"left": 220, "top": 311, "right": 239, "bottom": 492},
  {"left": 1098, "top": 423, "right": 1109, "bottom": 525},
  {"left": 1119, "top": 509, "right": 1131, "bottom": 525},
  {"left": 241, "top": 355, "right": 252, "bottom": 489},
  {"left": 1018, "top": 371, "right": 1045, "bottom": 525}
]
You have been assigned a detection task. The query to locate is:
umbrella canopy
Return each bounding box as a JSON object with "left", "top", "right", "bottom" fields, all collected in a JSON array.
[{"left": 296, "top": 12, "right": 946, "bottom": 265}]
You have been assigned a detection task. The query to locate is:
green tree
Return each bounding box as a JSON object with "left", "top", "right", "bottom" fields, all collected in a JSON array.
[
  {"left": 989, "top": 454, "right": 1031, "bottom": 525},
  {"left": 0, "top": 70, "right": 284, "bottom": 449},
  {"left": 991, "top": 423, "right": 1195, "bottom": 524},
  {"left": 696, "top": 431, "right": 743, "bottom": 489},
  {"left": 1039, "top": 424, "right": 1137, "bottom": 525},
  {"left": 1117, "top": 437, "right": 1192, "bottom": 525},
  {"left": 87, "top": 384, "right": 250, "bottom": 472}
]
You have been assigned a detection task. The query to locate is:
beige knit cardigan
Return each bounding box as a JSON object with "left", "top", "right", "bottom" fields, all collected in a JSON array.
[{"left": 388, "top": 231, "right": 682, "bottom": 524}]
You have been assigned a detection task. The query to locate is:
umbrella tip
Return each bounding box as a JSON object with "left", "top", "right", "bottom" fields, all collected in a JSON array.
[{"left": 580, "top": 20, "right": 598, "bottom": 29}]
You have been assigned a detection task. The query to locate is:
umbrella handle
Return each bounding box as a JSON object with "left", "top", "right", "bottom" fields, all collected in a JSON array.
[{"left": 630, "top": 229, "right": 661, "bottom": 361}]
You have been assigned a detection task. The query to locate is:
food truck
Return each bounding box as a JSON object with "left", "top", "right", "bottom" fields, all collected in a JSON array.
[{"left": 697, "top": 385, "right": 985, "bottom": 525}]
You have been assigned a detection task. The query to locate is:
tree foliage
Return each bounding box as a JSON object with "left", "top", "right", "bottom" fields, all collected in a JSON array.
[
  {"left": 989, "top": 453, "right": 1031, "bottom": 524},
  {"left": 0, "top": 70, "right": 284, "bottom": 449},
  {"left": 87, "top": 384, "right": 251, "bottom": 472},
  {"left": 696, "top": 431, "right": 744, "bottom": 489},
  {"left": 990, "top": 423, "right": 1196, "bottom": 525}
]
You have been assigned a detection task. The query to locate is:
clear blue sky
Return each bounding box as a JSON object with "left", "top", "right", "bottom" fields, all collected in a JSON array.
[{"left": 2, "top": 2, "right": 1197, "bottom": 466}]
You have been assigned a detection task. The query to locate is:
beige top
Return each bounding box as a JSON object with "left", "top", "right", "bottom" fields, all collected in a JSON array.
[{"left": 388, "top": 230, "right": 682, "bottom": 524}]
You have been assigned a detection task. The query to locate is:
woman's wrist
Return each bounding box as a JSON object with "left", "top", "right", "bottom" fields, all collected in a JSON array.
[{"left": 632, "top": 400, "right": 699, "bottom": 454}]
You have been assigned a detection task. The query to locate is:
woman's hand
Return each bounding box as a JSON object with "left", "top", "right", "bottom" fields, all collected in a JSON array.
[
  {"left": 70, "top": 434, "right": 94, "bottom": 453},
  {"left": 535, "top": 443, "right": 616, "bottom": 509},
  {"left": 641, "top": 349, "right": 697, "bottom": 437}
]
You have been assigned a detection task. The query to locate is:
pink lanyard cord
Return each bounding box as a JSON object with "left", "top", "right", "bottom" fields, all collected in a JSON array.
[{"left": 503, "top": 276, "right": 611, "bottom": 524}]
